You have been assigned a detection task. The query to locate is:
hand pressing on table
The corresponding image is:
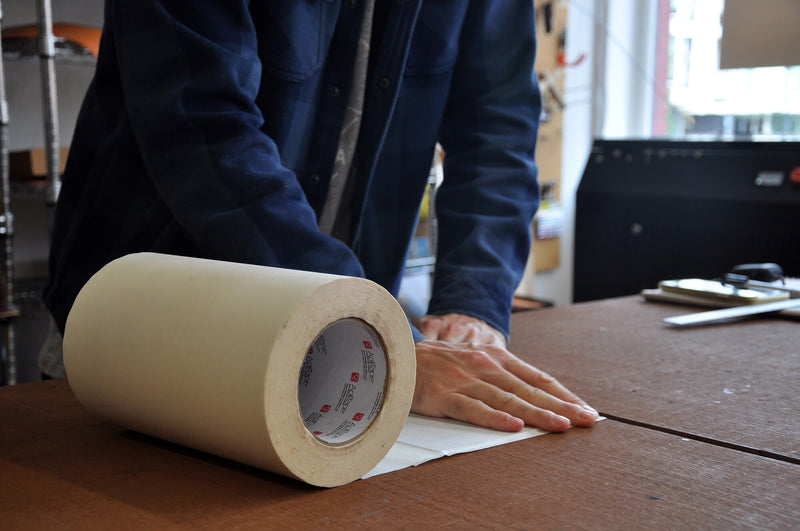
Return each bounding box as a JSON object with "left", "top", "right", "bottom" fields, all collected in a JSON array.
[{"left": 412, "top": 313, "right": 598, "bottom": 433}]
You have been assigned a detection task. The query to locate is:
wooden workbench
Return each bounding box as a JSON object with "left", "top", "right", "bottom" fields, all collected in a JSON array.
[{"left": 2, "top": 296, "right": 799, "bottom": 528}]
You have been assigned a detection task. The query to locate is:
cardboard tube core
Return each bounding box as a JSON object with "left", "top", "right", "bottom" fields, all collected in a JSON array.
[{"left": 298, "top": 318, "right": 388, "bottom": 445}]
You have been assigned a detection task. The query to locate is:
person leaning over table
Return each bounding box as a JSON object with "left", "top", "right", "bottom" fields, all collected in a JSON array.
[{"left": 40, "top": 0, "right": 598, "bottom": 433}]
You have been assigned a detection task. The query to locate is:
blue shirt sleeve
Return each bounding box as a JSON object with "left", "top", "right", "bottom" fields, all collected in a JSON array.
[{"left": 429, "top": 0, "right": 541, "bottom": 339}]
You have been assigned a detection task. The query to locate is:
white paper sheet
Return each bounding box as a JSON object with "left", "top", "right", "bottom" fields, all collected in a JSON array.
[{"left": 362, "top": 414, "right": 549, "bottom": 478}]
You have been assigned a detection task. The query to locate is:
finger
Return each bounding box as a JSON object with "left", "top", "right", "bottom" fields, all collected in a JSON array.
[
  {"left": 496, "top": 350, "right": 595, "bottom": 410},
  {"left": 461, "top": 346, "right": 598, "bottom": 426},
  {"left": 438, "top": 321, "right": 469, "bottom": 343},
  {"left": 501, "top": 368, "right": 598, "bottom": 426},
  {"left": 463, "top": 326, "right": 506, "bottom": 347},
  {"left": 436, "top": 392, "right": 526, "bottom": 432},
  {"left": 440, "top": 319, "right": 486, "bottom": 344},
  {"left": 440, "top": 322, "right": 503, "bottom": 347},
  {"left": 464, "top": 373, "right": 589, "bottom": 430},
  {"left": 417, "top": 315, "right": 488, "bottom": 343},
  {"left": 416, "top": 317, "right": 446, "bottom": 340}
]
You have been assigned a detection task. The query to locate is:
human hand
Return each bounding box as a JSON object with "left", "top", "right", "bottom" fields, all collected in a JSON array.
[
  {"left": 411, "top": 338, "right": 599, "bottom": 433},
  {"left": 414, "top": 313, "right": 507, "bottom": 347}
]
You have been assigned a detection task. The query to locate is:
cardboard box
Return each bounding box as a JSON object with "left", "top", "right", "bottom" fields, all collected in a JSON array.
[{"left": 9, "top": 148, "right": 69, "bottom": 178}]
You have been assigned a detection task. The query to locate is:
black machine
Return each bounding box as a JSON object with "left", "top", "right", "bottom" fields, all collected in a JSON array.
[{"left": 573, "top": 139, "right": 800, "bottom": 303}]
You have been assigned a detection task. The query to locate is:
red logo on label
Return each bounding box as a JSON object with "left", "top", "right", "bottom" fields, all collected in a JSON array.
[
  {"left": 352, "top": 413, "right": 364, "bottom": 421},
  {"left": 351, "top": 372, "right": 359, "bottom": 382},
  {"left": 313, "top": 431, "right": 323, "bottom": 435},
  {"left": 363, "top": 340, "right": 372, "bottom": 349},
  {"left": 320, "top": 404, "right": 331, "bottom": 413}
]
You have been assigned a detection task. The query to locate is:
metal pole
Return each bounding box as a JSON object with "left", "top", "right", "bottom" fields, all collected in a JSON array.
[
  {"left": 36, "top": 0, "right": 61, "bottom": 209},
  {"left": 0, "top": 0, "right": 21, "bottom": 385}
]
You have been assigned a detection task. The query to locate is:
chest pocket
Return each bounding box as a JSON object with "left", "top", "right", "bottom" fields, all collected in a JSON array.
[
  {"left": 404, "top": 2, "right": 466, "bottom": 76},
  {"left": 252, "top": 2, "right": 337, "bottom": 82}
]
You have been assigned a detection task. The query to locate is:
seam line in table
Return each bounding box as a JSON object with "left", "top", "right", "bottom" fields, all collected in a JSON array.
[{"left": 600, "top": 412, "right": 800, "bottom": 466}]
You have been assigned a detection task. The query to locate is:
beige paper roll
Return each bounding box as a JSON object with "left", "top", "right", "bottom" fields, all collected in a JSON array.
[{"left": 63, "top": 253, "right": 416, "bottom": 487}]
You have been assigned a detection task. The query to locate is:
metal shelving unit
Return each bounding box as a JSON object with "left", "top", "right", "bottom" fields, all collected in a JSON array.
[{"left": 0, "top": 0, "right": 61, "bottom": 385}]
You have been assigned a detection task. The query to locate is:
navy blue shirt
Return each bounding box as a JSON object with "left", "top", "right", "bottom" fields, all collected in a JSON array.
[{"left": 44, "top": 0, "right": 541, "bottom": 341}]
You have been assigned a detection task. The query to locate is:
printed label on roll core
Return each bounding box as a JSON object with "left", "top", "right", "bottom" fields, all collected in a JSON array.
[{"left": 297, "top": 319, "right": 388, "bottom": 444}]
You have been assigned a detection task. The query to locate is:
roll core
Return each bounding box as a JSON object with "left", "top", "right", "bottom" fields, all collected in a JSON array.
[{"left": 298, "top": 318, "right": 389, "bottom": 445}]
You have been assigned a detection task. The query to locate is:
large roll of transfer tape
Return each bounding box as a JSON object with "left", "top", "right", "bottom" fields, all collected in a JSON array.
[{"left": 63, "top": 253, "right": 416, "bottom": 487}]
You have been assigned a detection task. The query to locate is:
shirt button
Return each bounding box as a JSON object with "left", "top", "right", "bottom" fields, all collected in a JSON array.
[
  {"left": 329, "top": 85, "right": 341, "bottom": 97},
  {"left": 378, "top": 76, "right": 391, "bottom": 89},
  {"left": 347, "top": 0, "right": 357, "bottom": 7},
  {"left": 311, "top": 173, "right": 322, "bottom": 184}
]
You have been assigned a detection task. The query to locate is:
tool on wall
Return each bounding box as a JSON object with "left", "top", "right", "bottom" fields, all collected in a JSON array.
[{"left": 536, "top": 1, "right": 586, "bottom": 122}]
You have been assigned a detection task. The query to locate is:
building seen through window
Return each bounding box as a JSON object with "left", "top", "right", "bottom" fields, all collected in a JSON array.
[{"left": 662, "top": 0, "right": 800, "bottom": 139}]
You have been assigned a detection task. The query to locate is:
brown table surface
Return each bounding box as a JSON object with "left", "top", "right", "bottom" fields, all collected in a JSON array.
[
  {"left": 510, "top": 296, "right": 800, "bottom": 463},
  {"left": 2, "top": 296, "right": 799, "bottom": 528},
  {"left": 2, "top": 380, "right": 799, "bottom": 529}
]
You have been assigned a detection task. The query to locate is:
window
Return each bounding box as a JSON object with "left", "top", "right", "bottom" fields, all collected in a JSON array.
[{"left": 659, "top": 0, "right": 800, "bottom": 139}]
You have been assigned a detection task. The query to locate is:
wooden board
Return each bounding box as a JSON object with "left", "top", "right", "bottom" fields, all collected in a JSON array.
[
  {"left": 510, "top": 296, "right": 800, "bottom": 462},
  {"left": 2, "top": 380, "right": 799, "bottom": 528}
]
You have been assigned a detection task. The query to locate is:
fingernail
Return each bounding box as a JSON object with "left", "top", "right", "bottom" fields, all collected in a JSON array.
[
  {"left": 579, "top": 406, "right": 598, "bottom": 420},
  {"left": 553, "top": 414, "right": 571, "bottom": 428}
]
